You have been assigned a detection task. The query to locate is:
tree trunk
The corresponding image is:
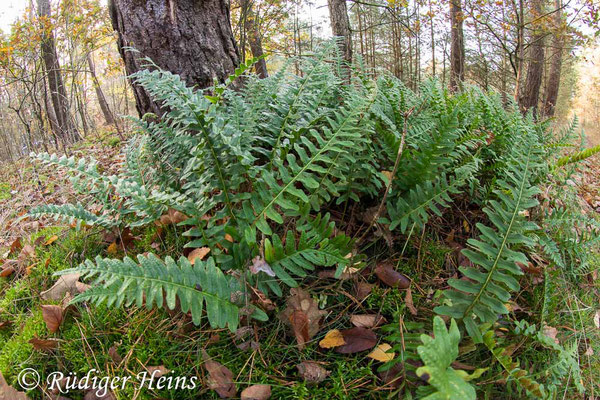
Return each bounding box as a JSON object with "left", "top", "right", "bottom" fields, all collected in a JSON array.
[
  {"left": 449, "top": 0, "right": 465, "bottom": 92},
  {"left": 108, "top": 0, "right": 241, "bottom": 117},
  {"left": 37, "top": 0, "right": 80, "bottom": 144},
  {"left": 87, "top": 53, "right": 117, "bottom": 125},
  {"left": 327, "top": 0, "right": 353, "bottom": 78},
  {"left": 541, "top": 0, "right": 563, "bottom": 117},
  {"left": 519, "top": 0, "right": 545, "bottom": 118},
  {"left": 241, "top": 0, "right": 268, "bottom": 78}
]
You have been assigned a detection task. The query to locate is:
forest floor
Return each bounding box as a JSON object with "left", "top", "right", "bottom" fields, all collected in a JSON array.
[{"left": 0, "top": 131, "right": 599, "bottom": 399}]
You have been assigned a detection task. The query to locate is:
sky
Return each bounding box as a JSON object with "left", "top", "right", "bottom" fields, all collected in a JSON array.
[{"left": 0, "top": 0, "right": 27, "bottom": 34}]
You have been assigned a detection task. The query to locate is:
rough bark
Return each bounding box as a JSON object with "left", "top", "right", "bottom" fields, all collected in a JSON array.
[
  {"left": 37, "top": 0, "right": 79, "bottom": 143},
  {"left": 242, "top": 0, "right": 268, "bottom": 78},
  {"left": 520, "top": 0, "right": 545, "bottom": 118},
  {"left": 449, "top": 0, "right": 465, "bottom": 92},
  {"left": 541, "top": 0, "right": 564, "bottom": 117},
  {"left": 327, "top": 0, "right": 353, "bottom": 78},
  {"left": 108, "top": 0, "right": 241, "bottom": 117}
]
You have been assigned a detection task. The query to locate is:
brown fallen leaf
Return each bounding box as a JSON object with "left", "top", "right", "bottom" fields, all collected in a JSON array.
[
  {"left": 297, "top": 361, "right": 330, "bottom": 383},
  {"left": 0, "top": 370, "right": 29, "bottom": 399},
  {"left": 188, "top": 247, "right": 211, "bottom": 264},
  {"left": 9, "top": 237, "right": 22, "bottom": 254},
  {"left": 378, "top": 363, "right": 404, "bottom": 388},
  {"left": 405, "top": 288, "right": 418, "bottom": 316},
  {"left": 42, "top": 304, "right": 63, "bottom": 333},
  {"left": 146, "top": 365, "right": 170, "bottom": 378},
  {"left": 41, "top": 273, "right": 82, "bottom": 301},
  {"left": 367, "top": 343, "right": 395, "bottom": 362},
  {"left": 108, "top": 343, "right": 123, "bottom": 363},
  {"left": 354, "top": 282, "right": 374, "bottom": 301},
  {"left": 0, "top": 320, "right": 12, "bottom": 329},
  {"left": 374, "top": 262, "right": 410, "bottom": 288},
  {"left": 107, "top": 242, "right": 118, "bottom": 255},
  {"left": 29, "top": 336, "right": 59, "bottom": 351},
  {"left": 240, "top": 384, "right": 271, "bottom": 400},
  {"left": 19, "top": 245, "right": 35, "bottom": 260},
  {"left": 0, "top": 265, "right": 15, "bottom": 278},
  {"left": 202, "top": 350, "right": 237, "bottom": 398},
  {"left": 44, "top": 235, "right": 59, "bottom": 246},
  {"left": 336, "top": 327, "right": 377, "bottom": 354},
  {"left": 280, "top": 288, "right": 326, "bottom": 350},
  {"left": 594, "top": 310, "right": 600, "bottom": 329},
  {"left": 319, "top": 329, "right": 346, "bottom": 348},
  {"left": 224, "top": 233, "right": 234, "bottom": 243},
  {"left": 83, "top": 389, "right": 116, "bottom": 400},
  {"left": 542, "top": 325, "right": 560, "bottom": 344},
  {"left": 349, "top": 314, "right": 387, "bottom": 328},
  {"left": 249, "top": 256, "right": 275, "bottom": 277}
]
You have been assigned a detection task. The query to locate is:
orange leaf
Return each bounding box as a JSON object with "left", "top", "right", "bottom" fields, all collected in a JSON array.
[
  {"left": 44, "top": 235, "right": 58, "bottom": 246},
  {"left": 319, "top": 329, "right": 346, "bottom": 348},
  {"left": 41, "top": 305, "right": 63, "bottom": 333},
  {"left": 188, "top": 247, "right": 210, "bottom": 264},
  {"left": 107, "top": 242, "right": 118, "bottom": 255}
]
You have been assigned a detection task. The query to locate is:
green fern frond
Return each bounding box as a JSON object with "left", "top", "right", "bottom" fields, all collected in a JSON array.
[
  {"left": 556, "top": 143, "right": 600, "bottom": 166},
  {"left": 28, "top": 203, "right": 118, "bottom": 229},
  {"left": 61, "top": 254, "right": 252, "bottom": 332}
]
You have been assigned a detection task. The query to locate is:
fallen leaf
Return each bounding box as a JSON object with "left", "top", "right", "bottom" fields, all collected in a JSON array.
[
  {"left": 374, "top": 262, "right": 410, "bottom": 288},
  {"left": 350, "top": 314, "right": 387, "bottom": 328},
  {"left": 594, "top": 310, "right": 600, "bottom": 329},
  {"left": 0, "top": 265, "right": 15, "bottom": 278},
  {"left": 367, "top": 343, "right": 395, "bottom": 362},
  {"left": 29, "top": 336, "right": 59, "bottom": 351},
  {"left": 146, "top": 365, "right": 169, "bottom": 378},
  {"left": 108, "top": 344, "right": 122, "bottom": 363},
  {"left": 378, "top": 363, "right": 404, "bottom": 388},
  {"left": 44, "top": 235, "right": 59, "bottom": 246},
  {"left": 405, "top": 288, "right": 418, "bottom": 316},
  {"left": 0, "top": 370, "right": 29, "bottom": 399},
  {"left": 107, "top": 242, "right": 118, "bottom": 255},
  {"left": 42, "top": 305, "right": 63, "bottom": 333},
  {"left": 336, "top": 327, "right": 377, "bottom": 354},
  {"left": 297, "top": 361, "right": 330, "bottom": 383},
  {"left": 76, "top": 281, "right": 91, "bottom": 293},
  {"left": 585, "top": 346, "right": 594, "bottom": 356},
  {"left": 319, "top": 329, "right": 346, "bottom": 348},
  {"left": 224, "top": 234, "right": 234, "bottom": 243},
  {"left": 9, "top": 237, "right": 22, "bottom": 254},
  {"left": 240, "top": 384, "right": 271, "bottom": 400},
  {"left": 188, "top": 247, "right": 211, "bottom": 264},
  {"left": 83, "top": 389, "right": 116, "bottom": 400},
  {"left": 0, "top": 320, "right": 12, "bottom": 329},
  {"left": 19, "top": 245, "right": 35, "bottom": 259},
  {"left": 202, "top": 350, "right": 237, "bottom": 398},
  {"left": 280, "top": 288, "right": 326, "bottom": 350},
  {"left": 542, "top": 325, "right": 559, "bottom": 344},
  {"left": 354, "top": 282, "right": 374, "bottom": 300},
  {"left": 41, "top": 273, "right": 81, "bottom": 301},
  {"left": 250, "top": 256, "right": 275, "bottom": 277}
]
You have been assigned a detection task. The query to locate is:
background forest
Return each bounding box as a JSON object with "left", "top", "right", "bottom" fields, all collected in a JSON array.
[{"left": 0, "top": 0, "right": 599, "bottom": 399}]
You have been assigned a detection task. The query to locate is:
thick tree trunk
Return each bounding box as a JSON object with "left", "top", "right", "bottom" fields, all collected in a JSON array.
[
  {"left": 541, "top": 0, "right": 563, "bottom": 117},
  {"left": 242, "top": 0, "right": 268, "bottom": 78},
  {"left": 520, "top": 0, "right": 545, "bottom": 118},
  {"left": 449, "top": 0, "right": 465, "bottom": 92},
  {"left": 108, "top": 0, "right": 241, "bottom": 117},
  {"left": 37, "top": 0, "right": 80, "bottom": 144},
  {"left": 327, "top": 0, "right": 353, "bottom": 78}
]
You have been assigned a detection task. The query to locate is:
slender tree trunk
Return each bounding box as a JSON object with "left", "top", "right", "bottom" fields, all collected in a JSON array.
[
  {"left": 87, "top": 53, "right": 117, "bottom": 125},
  {"left": 449, "top": 0, "right": 465, "bottom": 92},
  {"left": 241, "top": 0, "right": 268, "bottom": 78},
  {"left": 37, "top": 0, "right": 80, "bottom": 144},
  {"left": 541, "top": 0, "right": 563, "bottom": 117},
  {"left": 327, "top": 0, "right": 353, "bottom": 78},
  {"left": 429, "top": 0, "right": 436, "bottom": 77},
  {"left": 519, "top": 0, "right": 546, "bottom": 118},
  {"left": 108, "top": 0, "right": 241, "bottom": 117}
]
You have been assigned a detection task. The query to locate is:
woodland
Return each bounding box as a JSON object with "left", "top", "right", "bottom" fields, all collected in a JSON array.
[{"left": 0, "top": 0, "right": 599, "bottom": 399}]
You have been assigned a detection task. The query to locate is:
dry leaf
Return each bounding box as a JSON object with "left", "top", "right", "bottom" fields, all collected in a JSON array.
[
  {"left": 146, "top": 365, "right": 169, "bottom": 378},
  {"left": 594, "top": 310, "right": 600, "bottom": 329},
  {"left": 107, "top": 242, "right": 118, "bottom": 255},
  {"left": 374, "top": 262, "right": 410, "bottom": 288},
  {"left": 0, "top": 320, "right": 12, "bottom": 329},
  {"left": 336, "top": 327, "right": 377, "bottom": 354},
  {"left": 250, "top": 256, "right": 275, "bottom": 277},
  {"left": 41, "top": 273, "right": 81, "bottom": 301},
  {"left": 378, "top": 363, "right": 404, "bottom": 388},
  {"left": 0, "top": 265, "right": 15, "bottom": 278},
  {"left": 44, "top": 235, "right": 59, "bottom": 245},
  {"left": 354, "top": 282, "right": 374, "bottom": 300},
  {"left": 542, "top": 325, "right": 560, "bottom": 344},
  {"left": 405, "top": 288, "right": 418, "bottom": 316},
  {"left": 350, "top": 314, "right": 386, "bottom": 328},
  {"left": 83, "top": 389, "right": 116, "bottom": 400},
  {"left": 297, "top": 361, "right": 330, "bottom": 383},
  {"left": 203, "top": 350, "right": 237, "bottom": 398},
  {"left": 280, "top": 288, "right": 326, "bottom": 350},
  {"left": 319, "top": 329, "right": 346, "bottom": 348},
  {"left": 42, "top": 305, "right": 63, "bottom": 333},
  {"left": 188, "top": 247, "right": 211, "bottom": 264},
  {"left": 9, "top": 237, "right": 22, "bottom": 254},
  {"left": 0, "top": 370, "right": 29, "bottom": 399},
  {"left": 224, "top": 234, "right": 234, "bottom": 243},
  {"left": 367, "top": 343, "right": 395, "bottom": 362},
  {"left": 108, "top": 344, "right": 122, "bottom": 363},
  {"left": 240, "top": 384, "right": 271, "bottom": 400},
  {"left": 29, "top": 336, "right": 59, "bottom": 351}
]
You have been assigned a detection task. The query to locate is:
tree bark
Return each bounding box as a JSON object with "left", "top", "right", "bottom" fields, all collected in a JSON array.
[
  {"left": 519, "top": 0, "right": 545, "bottom": 118},
  {"left": 449, "top": 0, "right": 465, "bottom": 92},
  {"left": 108, "top": 0, "right": 241, "bottom": 117},
  {"left": 241, "top": 0, "right": 268, "bottom": 78},
  {"left": 541, "top": 0, "right": 563, "bottom": 117},
  {"left": 327, "top": 0, "right": 353, "bottom": 78},
  {"left": 87, "top": 53, "right": 117, "bottom": 125},
  {"left": 37, "top": 0, "right": 80, "bottom": 144}
]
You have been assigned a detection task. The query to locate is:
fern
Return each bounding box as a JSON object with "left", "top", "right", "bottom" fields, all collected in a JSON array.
[
  {"left": 59, "top": 254, "right": 266, "bottom": 332},
  {"left": 556, "top": 143, "right": 600, "bottom": 166}
]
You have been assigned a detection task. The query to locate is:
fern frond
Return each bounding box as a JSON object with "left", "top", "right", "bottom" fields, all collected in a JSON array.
[{"left": 28, "top": 203, "right": 118, "bottom": 229}]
